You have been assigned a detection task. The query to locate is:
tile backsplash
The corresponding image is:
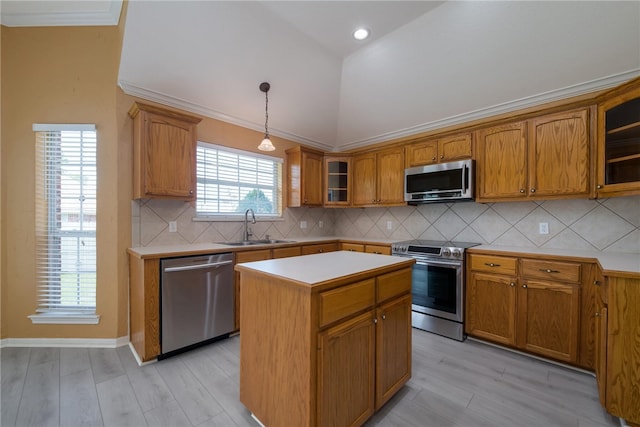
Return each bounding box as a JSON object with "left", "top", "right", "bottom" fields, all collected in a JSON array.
[{"left": 132, "top": 196, "right": 640, "bottom": 254}]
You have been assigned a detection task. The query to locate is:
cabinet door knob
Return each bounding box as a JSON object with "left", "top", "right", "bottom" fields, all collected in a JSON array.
[
  {"left": 373, "top": 318, "right": 378, "bottom": 324},
  {"left": 510, "top": 282, "right": 515, "bottom": 287},
  {"left": 594, "top": 280, "right": 601, "bottom": 286},
  {"left": 596, "top": 184, "right": 603, "bottom": 189},
  {"left": 382, "top": 314, "right": 386, "bottom": 320},
  {"left": 519, "top": 189, "right": 525, "bottom": 193},
  {"left": 595, "top": 312, "right": 600, "bottom": 317},
  {"left": 189, "top": 190, "right": 194, "bottom": 195},
  {"left": 440, "top": 155, "right": 444, "bottom": 159},
  {"left": 432, "top": 157, "right": 436, "bottom": 161},
  {"left": 530, "top": 188, "right": 536, "bottom": 193},
  {"left": 522, "top": 284, "right": 528, "bottom": 288}
]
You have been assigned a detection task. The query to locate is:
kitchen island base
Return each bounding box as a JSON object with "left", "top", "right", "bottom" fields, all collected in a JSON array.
[{"left": 236, "top": 251, "right": 414, "bottom": 427}]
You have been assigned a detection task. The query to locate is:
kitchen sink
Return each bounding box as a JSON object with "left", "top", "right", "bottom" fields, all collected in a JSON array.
[{"left": 220, "top": 239, "right": 296, "bottom": 246}]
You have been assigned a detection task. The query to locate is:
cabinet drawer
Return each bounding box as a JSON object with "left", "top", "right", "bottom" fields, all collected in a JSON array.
[
  {"left": 469, "top": 254, "right": 517, "bottom": 276},
  {"left": 272, "top": 246, "right": 301, "bottom": 259},
  {"left": 301, "top": 243, "right": 339, "bottom": 255},
  {"left": 319, "top": 279, "right": 375, "bottom": 327},
  {"left": 365, "top": 244, "right": 391, "bottom": 255},
  {"left": 377, "top": 268, "right": 411, "bottom": 303},
  {"left": 341, "top": 243, "right": 365, "bottom": 252},
  {"left": 521, "top": 259, "right": 581, "bottom": 283}
]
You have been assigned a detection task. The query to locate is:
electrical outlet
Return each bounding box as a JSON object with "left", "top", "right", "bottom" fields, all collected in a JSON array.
[
  {"left": 169, "top": 221, "right": 177, "bottom": 232},
  {"left": 539, "top": 222, "right": 549, "bottom": 235},
  {"left": 300, "top": 220, "right": 307, "bottom": 229},
  {"left": 319, "top": 220, "right": 323, "bottom": 228},
  {"left": 386, "top": 221, "right": 393, "bottom": 230}
]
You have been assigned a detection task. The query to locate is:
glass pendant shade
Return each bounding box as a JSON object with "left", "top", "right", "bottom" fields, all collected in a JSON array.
[{"left": 258, "top": 135, "right": 275, "bottom": 151}]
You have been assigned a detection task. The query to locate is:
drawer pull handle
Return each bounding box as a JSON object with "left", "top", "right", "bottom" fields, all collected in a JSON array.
[
  {"left": 539, "top": 269, "right": 560, "bottom": 273},
  {"left": 484, "top": 263, "right": 501, "bottom": 267}
]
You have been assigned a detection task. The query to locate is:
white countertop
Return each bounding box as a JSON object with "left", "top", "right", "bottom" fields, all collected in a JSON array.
[
  {"left": 472, "top": 245, "right": 640, "bottom": 275},
  {"left": 127, "top": 236, "right": 396, "bottom": 258},
  {"left": 235, "top": 251, "right": 413, "bottom": 285}
]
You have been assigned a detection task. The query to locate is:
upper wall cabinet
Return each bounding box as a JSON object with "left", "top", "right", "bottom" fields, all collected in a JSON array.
[
  {"left": 476, "top": 109, "right": 591, "bottom": 202},
  {"left": 129, "top": 102, "right": 202, "bottom": 200},
  {"left": 286, "top": 146, "right": 324, "bottom": 207},
  {"left": 405, "top": 133, "right": 472, "bottom": 168},
  {"left": 353, "top": 147, "right": 405, "bottom": 207},
  {"left": 324, "top": 156, "right": 352, "bottom": 207},
  {"left": 596, "top": 79, "right": 640, "bottom": 198}
]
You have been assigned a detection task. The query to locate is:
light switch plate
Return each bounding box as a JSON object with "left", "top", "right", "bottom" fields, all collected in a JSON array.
[
  {"left": 300, "top": 221, "right": 307, "bottom": 229},
  {"left": 387, "top": 221, "right": 393, "bottom": 230},
  {"left": 169, "top": 221, "right": 177, "bottom": 232}
]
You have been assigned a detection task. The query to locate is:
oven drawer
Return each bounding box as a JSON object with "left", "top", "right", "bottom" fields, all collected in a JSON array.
[
  {"left": 521, "top": 259, "right": 581, "bottom": 284},
  {"left": 318, "top": 279, "right": 375, "bottom": 328},
  {"left": 469, "top": 254, "right": 517, "bottom": 276}
]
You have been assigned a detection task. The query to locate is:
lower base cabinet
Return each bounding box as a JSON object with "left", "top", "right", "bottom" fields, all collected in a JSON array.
[
  {"left": 600, "top": 275, "right": 640, "bottom": 425},
  {"left": 238, "top": 262, "right": 412, "bottom": 427}
]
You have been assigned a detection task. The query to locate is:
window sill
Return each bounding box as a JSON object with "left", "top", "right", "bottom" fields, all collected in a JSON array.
[{"left": 28, "top": 313, "right": 100, "bottom": 325}]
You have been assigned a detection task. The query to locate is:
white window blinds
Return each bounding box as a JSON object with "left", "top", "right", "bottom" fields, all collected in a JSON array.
[
  {"left": 33, "top": 124, "right": 98, "bottom": 319},
  {"left": 196, "top": 142, "right": 283, "bottom": 217}
]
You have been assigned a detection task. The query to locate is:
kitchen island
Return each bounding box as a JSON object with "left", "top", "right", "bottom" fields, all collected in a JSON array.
[{"left": 235, "top": 251, "right": 414, "bottom": 427}]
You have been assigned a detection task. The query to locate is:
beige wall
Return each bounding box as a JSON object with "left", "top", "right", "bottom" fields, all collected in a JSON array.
[
  {"left": 1, "top": 17, "right": 302, "bottom": 340},
  {"left": 1, "top": 24, "right": 127, "bottom": 339}
]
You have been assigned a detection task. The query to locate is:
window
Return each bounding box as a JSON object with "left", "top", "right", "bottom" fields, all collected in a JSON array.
[
  {"left": 196, "top": 142, "right": 283, "bottom": 218},
  {"left": 30, "top": 124, "right": 98, "bottom": 324}
]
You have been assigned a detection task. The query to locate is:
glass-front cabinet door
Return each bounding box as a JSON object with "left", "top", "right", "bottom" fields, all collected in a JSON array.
[
  {"left": 324, "top": 156, "right": 351, "bottom": 206},
  {"left": 596, "top": 79, "right": 640, "bottom": 198}
]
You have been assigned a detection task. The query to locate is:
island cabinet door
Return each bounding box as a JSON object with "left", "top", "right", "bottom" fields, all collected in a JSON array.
[
  {"left": 375, "top": 294, "right": 412, "bottom": 410},
  {"left": 317, "top": 310, "right": 375, "bottom": 427}
]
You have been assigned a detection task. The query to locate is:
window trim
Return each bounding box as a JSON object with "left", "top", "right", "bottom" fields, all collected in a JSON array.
[{"left": 194, "top": 141, "right": 284, "bottom": 220}]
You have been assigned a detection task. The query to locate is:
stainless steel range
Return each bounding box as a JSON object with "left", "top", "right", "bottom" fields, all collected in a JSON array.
[{"left": 391, "top": 240, "right": 480, "bottom": 341}]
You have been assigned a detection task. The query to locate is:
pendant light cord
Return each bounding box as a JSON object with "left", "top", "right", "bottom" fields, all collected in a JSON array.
[{"left": 264, "top": 89, "right": 269, "bottom": 138}]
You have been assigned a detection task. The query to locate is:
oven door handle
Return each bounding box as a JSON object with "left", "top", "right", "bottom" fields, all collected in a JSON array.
[{"left": 413, "top": 259, "right": 462, "bottom": 268}]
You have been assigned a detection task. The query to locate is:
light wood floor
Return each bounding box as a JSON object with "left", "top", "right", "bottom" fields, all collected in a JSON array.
[{"left": 1, "top": 329, "right": 620, "bottom": 427}]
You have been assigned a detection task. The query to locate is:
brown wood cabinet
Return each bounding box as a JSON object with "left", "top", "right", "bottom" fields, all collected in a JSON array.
[
  {"left": 234, "top": 249, "right": 272, "bottom": 330},
  {"left": 129, "top": 102, "right": 202, "bottom": 200},
  {"left": 467, "top": 252, "right": 593, "bottom": 367},
  {"left": 353, "top": 147, "right": 405, "bottom": 207},
  {"left": 301, "top": 242, "right": 339, "bottom": 255},
  {"left": 324, "top": 156, "right": 351, "bottom": 206},
  {"left": 596, "top": 78, "right": 640, "bottom": 198},
  {"left": 237, "top": 255, "right": 413, "bottom": 427},
  {"left": 405, "top": 133, "right": 472, "bottom": 167},
  {"left": 340, "top": 242, "right": 391, "bottom": 255},
  {"left": 287, "top": 146, "right": 324, "bottom": 207},
  {"left": 599, "top": 274, "right": 640, "bottom": 424},
  {"left": 476, "top": 109, "right": 592, "bottom": 202}
]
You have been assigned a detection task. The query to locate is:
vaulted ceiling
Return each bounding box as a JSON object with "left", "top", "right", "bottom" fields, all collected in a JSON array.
[{"left": 4, "top": 1, "right": 640, "bottom": 151}]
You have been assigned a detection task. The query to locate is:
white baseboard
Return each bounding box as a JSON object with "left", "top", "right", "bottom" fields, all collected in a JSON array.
[
  {"left": 128, "top": 342, "right": 157, "bottom": 367},
  {"left": 0, "top": 335, "right": 129, "bottom": 348}
]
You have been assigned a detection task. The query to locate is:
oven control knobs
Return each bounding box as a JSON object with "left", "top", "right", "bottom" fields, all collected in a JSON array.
[
  {"left": 452, "top": 249, "right": 462, "bottom": 258},
  {"left": 442, "top": 248, "right": 451, "bottom": 257}
]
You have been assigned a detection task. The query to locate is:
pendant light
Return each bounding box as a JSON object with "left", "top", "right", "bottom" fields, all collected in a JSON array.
[{"left": 257, "top": 82, "right": 275, "bottom": 151}]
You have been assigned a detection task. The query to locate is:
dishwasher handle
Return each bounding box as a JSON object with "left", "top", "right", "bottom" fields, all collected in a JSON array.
[{"left": 163, "top": 259, "right": 233, "bottom": 273}]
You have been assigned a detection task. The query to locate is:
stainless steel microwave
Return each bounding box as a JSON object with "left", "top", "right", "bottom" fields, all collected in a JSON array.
[{"left": 404, "top": 159, "right": 474, "bottom": 204}]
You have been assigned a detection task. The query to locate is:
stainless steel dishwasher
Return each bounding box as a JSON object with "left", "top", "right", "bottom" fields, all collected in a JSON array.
[{"left": 160, "top": 252, "right": 234, "bottom": 357}]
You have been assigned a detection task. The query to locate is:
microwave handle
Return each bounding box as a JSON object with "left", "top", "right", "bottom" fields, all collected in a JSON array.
[{"left": 462, "top": 163, "right": 467, "bottom": 193}]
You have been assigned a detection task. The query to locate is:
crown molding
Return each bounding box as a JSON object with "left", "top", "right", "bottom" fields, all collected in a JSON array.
[
  {"left": 335, "top": 69, "right": 640, "bottom": 152},
  {"left": 1, "top": 0, "right": 123, "bottom": 27},
  {"left": 118, "top": 80, "right": 334, "bottom": 152},
  {"left": 121, "top": 69, "right": 640, "bottom": 154}
]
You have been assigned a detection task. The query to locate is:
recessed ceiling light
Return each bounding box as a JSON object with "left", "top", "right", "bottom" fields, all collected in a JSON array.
[{"left": 353, "top": 28, "right": 370, "bottom": 41}]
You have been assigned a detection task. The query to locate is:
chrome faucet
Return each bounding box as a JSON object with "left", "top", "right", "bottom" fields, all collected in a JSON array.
[{"left": 243, "top": 208, "right": 256, "bottom": 241}]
